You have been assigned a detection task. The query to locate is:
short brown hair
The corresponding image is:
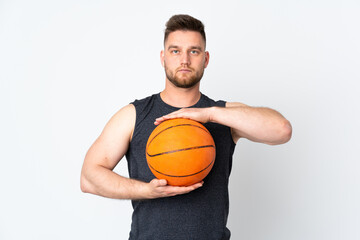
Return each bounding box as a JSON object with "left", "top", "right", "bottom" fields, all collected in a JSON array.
[{"left": 164, "top": 14, "right": 206, "bottom": 45}]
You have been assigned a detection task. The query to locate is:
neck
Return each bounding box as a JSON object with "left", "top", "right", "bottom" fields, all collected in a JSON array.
[{"left": 160, "top": 80, "right": 201, "bottom": 108}]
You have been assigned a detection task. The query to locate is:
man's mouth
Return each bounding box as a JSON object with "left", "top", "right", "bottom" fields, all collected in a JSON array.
[{"left": 177, "top": 68, "right": 192, "bottom": 73}]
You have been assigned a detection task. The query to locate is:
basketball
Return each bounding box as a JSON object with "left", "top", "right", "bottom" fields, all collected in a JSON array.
[{"left": 146, "top": 118, "right": 216, "bottom": 186}]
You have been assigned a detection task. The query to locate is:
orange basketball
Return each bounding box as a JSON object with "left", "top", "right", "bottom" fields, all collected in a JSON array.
[{"left": 146, "top": 118, "right": 216, "bottom": 186}]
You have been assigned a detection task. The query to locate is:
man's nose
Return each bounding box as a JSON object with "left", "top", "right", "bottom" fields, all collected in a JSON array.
[{"left": 180, "top": 53, "right": 190, "bottom": 65}]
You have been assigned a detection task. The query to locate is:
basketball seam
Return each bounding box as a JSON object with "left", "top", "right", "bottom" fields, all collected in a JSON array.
[
  {"left": 146, "top": 144, "right": 215, "bottom": 157},
  {"left": 147, "top": 156, "right": 215, "bottom": 178},
  {"left": 146, "top": 123, "right": 213, "bottom": 155}
]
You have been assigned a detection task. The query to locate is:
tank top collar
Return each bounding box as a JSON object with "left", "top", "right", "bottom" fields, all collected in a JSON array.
[{"left": 156, "top": 92, "right": 204, "bottom": 111}]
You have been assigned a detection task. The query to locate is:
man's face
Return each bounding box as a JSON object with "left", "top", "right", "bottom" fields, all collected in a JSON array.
[{"left": 161, "top": 30, "right": 209, "bottom": 89}]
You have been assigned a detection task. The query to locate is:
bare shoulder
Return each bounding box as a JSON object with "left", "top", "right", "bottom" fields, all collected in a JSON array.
[
  {"left": 85, "top": 104, "right": 136, "bottom": 169},
  {"left": 102, "top": 104, "right": 136, "bottom": 141},
  {"left": 110, "top": 104, "right": 136, "bottom": 124},
  {"left": 225, "top": 101, "right": 248, "bottom": 108}
]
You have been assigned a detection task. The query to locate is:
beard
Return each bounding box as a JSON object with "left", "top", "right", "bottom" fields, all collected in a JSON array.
[{"left": 164, "top": 63, "right": 205, "bottom": 89}]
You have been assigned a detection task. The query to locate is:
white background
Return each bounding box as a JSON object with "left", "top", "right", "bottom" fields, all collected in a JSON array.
[{"left": 1, "top": 0, "right": 359, "bottom": 239}]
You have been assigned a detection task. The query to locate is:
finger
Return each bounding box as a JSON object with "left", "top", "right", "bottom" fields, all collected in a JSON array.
[
  {"left": 158, "top": 179, "right": 167, "bottom": 186},
  {"left": 154, "top": 117, "right": 166, "bottom": 125},
  {"left": 150, "top": 180, "right": 204, "bottom": 198},
  {"left": 154, "top": 110, "right": 189, "bottom": 125},
  {"left": 185, "top": 181, "right": 204, "bottom": 191},
  {"left": 154, "top": 115, "right": 176, "bottom": 125},
  {"left": 192, "top": 181, "right": 204, "bottom": 188},
  {"left": 150, "top": 178, "right": 167, "bottom": 187},
  {"left": 171, "top": 181, "right": 204, "bottom": 194}
]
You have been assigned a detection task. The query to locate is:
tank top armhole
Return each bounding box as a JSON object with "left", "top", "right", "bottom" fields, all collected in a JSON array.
[
  {"left": 128, "top": 103, "right": 137, "bottom": 142},
  {"left": 129, "top": 99, "right": 143, "bottom": 143},
  {"left": 215, "top": 100, "right": 226, "bottom": 108},
  {"left": 216, "top": 100, "right": 236, "bottom": 146},
  {"left": 128, "top": 94, "right": 157, "bottom": 142}
]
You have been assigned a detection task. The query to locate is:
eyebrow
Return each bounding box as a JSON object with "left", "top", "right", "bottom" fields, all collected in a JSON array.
[{"left": 167, "top": 45, "right": 204, "bottom": 51}]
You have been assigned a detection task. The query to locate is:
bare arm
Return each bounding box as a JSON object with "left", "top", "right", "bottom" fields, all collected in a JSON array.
[
  {"left": 80, "top": 104, "right": 203, "bottom": 200},
  {"left": 154, "top": 102, "right": 292, "bottom": 145}
]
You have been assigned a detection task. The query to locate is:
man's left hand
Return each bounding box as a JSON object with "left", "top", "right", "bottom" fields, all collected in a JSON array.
[{"left": 154, "top": 107, "right": 212, "bottom": 125}]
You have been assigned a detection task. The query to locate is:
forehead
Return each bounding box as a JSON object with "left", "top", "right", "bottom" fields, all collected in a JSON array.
[{"left": 165, "top": 30, "right": 205, "bottom": 49}]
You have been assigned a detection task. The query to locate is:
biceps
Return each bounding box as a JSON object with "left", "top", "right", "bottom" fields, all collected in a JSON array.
[
  {"left": 84, "top": 104, "right": 135, "bottom": 170},
  {"left": 85, "top": 136, "right": 129, "bottom": 170}
]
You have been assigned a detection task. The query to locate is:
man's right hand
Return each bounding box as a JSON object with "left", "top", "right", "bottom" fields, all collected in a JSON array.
[{"left": 145, "top": 179, "right": 203, "bottom": 199}]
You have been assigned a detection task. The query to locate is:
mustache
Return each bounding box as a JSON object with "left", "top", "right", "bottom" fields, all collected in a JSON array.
[{"left": 176, "top": 66, "right": 194, "bottom": 72}]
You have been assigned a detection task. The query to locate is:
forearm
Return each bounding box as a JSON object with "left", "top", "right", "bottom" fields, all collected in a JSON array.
[
  {"left": 80, "top": 165, "right": 149, "bottom": 200},
  {"left": 209, "top": 105, "right": 292, "bottom": 145},
  {"left": 81, "top": 164, "right": 203, "bottom": 200}
]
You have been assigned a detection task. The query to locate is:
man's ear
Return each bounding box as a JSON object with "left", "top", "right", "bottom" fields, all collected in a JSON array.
[
  {"left": 204, "top": 51, "right": 210, "bottom": 68},
  {"left": 160, "top": 50, "right": 165, "bottom": 67}
]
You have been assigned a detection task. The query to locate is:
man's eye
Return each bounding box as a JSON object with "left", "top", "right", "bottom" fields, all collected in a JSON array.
[
  {"left": 172, "top": 50, "right": 179, "bottom": 54},
  {"left": 191, "top": 50, "right": 199, "bottom": 54}
]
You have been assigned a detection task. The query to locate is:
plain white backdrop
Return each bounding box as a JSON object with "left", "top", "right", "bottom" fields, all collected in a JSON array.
[{"left": 1, "top": 0, "right": 359, "bottom": 239}]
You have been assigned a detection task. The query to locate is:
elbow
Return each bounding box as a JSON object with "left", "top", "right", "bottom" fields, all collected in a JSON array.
[
  {"left": 80, "top": 173, "right": 91, "bottom": 193},
  {"left": 279, "top": 120, "right": 292, "bottom": 144},
  {"left": 268, "top": 119, "right": 292, "bottom": 145}
]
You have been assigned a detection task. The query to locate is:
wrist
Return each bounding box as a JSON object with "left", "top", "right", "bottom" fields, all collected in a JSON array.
[
  {"left": 126, "top": 178, "right": 150, "bottom": 200},
  {"left": 208, "top": 106, "right": 219, "bottom": 123}
]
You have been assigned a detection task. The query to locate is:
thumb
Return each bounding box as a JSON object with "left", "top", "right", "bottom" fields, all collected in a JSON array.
[
  {"left": 151, "top": 178, "right": 167, "bottom": 187},
  {"left": 157, "top": 179, "right": 167, "bottom": 187}
]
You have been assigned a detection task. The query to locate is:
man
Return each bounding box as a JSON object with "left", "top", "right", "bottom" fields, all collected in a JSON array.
[{"left": 81, "top": 14, "right": 292, "bottom": 239}]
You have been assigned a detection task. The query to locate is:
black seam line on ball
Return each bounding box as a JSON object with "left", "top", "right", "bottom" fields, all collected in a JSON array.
[
  {"left": 147, "top": 123, "right": 211, "bottom": 148},
  {"left": 148, "top": 157, "right": 215, "bottom": 178},
  {"left": 147, "top": 144, "right": 215, "bottom": 157}
]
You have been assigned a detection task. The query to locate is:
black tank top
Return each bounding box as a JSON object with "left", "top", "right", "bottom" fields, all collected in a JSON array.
[{"left": 126, "top": 93, "right": 235, "bottom": 240}]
